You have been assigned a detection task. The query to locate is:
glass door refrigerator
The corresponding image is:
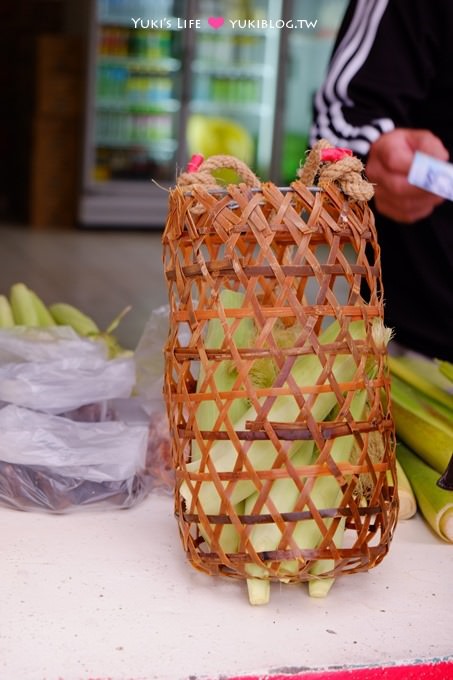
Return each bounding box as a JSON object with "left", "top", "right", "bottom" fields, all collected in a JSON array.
[
  {"left": 78, "top": 0, "right": 347, "bottom": 228},
  {"left": 79, "top": 0, "right": 187, "bottom": 227}
]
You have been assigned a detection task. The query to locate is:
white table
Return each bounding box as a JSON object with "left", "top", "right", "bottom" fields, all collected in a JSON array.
[{"left": 1, "top": 493, "right": 452, "bottom": 680}]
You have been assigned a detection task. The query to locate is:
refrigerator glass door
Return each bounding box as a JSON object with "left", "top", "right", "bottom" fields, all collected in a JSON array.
[
  {"left": 92, "top": 0, "right": 182, "bottom": 184},
  {"left": 79, "top": 0, "right": 189, "bottom": 227},
  {"left": 187, "top": 0, "right": 282, "bottom": 180},
  {"left": 280, "top": 0, "right": 347, "bottom": 184}
]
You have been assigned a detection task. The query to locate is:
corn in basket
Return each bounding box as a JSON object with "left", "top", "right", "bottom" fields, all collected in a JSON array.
[{"left": 162, "top": 142, "right": 398, "bottom": 604}]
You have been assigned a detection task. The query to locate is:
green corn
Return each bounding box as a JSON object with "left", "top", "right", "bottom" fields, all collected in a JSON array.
[
  {"left": 191, "top": 294, "right": 310, "bottom": 559},
  {"left": 180, "top": 319, "right": 367, "bottom": 528},
  {"left": 437, "top": 360, "right": 453, "bottom": 384},
  {"left": 50, "top": 303, "right": 131, "bottom": 357},
  {"left": 308, "top": 407, "right": 410, "bottom": 597},
  {"left": 389, "top": 355, "right": 453, "bottom": 412},
  {"left": 9, "top": 283, "right": 39, "bottom": 326},
  {"left": 245, "top": 387, "right": 369, "bottom": 605},
  {"left": 391, "top": 374, "right": 453, "bottom": 475},
  {"left": 0, "top": 294, "right": 14, "bottom": 327},
  {"left": 193, "top": 290, "right": 256, "bottom": 555},
  {"left": 192, "top": 289, "right": 255, "bottom": 462},
  {"left": 49, "top": 302, "right": 100, "bottom": 336},
  {"left": 244, "top": 444, "right": 316, "bottom": 605},
  {"left": 397, "top": 442, "right": 453, "bottom": 543},
  {"left": 308, "top": 513, "right": 346, "bottom": 598},
  {"left": 394, "top": 458, "right": 417, "bottom": 520},
  {"left": 29, "top": 290, "right": 55, "bottom": 326},
  {"left": 305, "top": 319, "right": 392, "bottom": 599},
  {"left": 279, "top": 387, "right": 369, "bottom": 578}
]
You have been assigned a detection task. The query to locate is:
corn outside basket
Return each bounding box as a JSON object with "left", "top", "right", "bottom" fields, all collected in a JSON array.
[{"left": 162, "top": 141, "right": 398, "bottom": 603}]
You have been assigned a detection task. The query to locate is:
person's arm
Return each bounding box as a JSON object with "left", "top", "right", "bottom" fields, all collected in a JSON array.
[
  {"left": 310, "top": 0, "right": 449, "bottom": 222},
  {"left": 311, "top": 0, "right": 395, "bottom": 156}
]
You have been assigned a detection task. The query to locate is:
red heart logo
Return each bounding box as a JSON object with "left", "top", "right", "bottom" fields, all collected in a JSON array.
[{"left": 208, "top": 16, "right": 225, "bottom": 29}]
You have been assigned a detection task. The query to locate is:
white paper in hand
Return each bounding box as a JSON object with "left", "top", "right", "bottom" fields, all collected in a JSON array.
[{"left": 408, "top": 151, "right": 453, "bottom": 201}]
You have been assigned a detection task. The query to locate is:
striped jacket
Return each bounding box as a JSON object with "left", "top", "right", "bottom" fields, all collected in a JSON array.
[{"left": 311, "top": 0, "right": 453, "bottom": 360}]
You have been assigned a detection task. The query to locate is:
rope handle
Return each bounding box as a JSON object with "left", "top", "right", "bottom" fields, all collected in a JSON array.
[
  {"left": 298, "top": 139, "right": 374, "bottom": 202},
  {"left": 177, "top": 154, "right": 261, "bottom": 189},
  {"left": 175, "top": 143, "right": 373, "bottom": 202}
]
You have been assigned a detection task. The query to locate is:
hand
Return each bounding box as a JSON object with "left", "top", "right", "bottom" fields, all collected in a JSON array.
[{"left": 365, "top": 129, "right": 449, "bottom": 223}]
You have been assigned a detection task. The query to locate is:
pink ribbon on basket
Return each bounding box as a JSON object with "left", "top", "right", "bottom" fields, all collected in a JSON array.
[
  {"left": 186, "top": 154, "right": 204, "bottom": 173},
  {"left": 320, "top": 147, "right": 353, "bottom": 162}
]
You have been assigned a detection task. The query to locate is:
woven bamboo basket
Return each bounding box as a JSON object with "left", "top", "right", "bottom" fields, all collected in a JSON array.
[{"left": 162, "top": 142, "right": 398, "bottom": 595}]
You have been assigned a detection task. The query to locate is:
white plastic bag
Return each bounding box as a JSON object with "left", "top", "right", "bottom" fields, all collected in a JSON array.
[
  {"left": 0, "top": 326, "right": 106, "bottom": 362},
  {"left": 0, "top": 356, "right": 136, "bottom": 413},
  {"left": 0, "top": 404, "right": 149, "bottom": 512},
  {"left": 134, "top": 304, "right": 168, "bottom": 407},
  {"left": 0, "top": 327, "right": 136, "bottom": 413},
  {"left": 0, "top": 404, "right": 148, "bottom": 481},
  {"left": 134, "top": 304, "right": 190, "bottom": 409},
  {"left": 0, "top": 309, "right": 179, "bottom": 510},
  {"left": 134, "top": 305, "right": 175, "bottom": 494}
]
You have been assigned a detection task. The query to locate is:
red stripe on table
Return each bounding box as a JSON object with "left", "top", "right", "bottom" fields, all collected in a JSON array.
[{"left": 225, "top": 659, "right": 453, "bottom": 680}]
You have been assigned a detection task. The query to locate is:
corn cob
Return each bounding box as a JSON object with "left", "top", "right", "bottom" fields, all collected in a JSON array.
[
  {"left": 9, "top": 283, "right": 40, "bottom": 326},
  {"left": 0, "top": 294, "right": 14, "bottom": 327},
  {"left": 391, "top": 374, "right": 453, "bottom": 475},
  {"left": 49, "top": 302, "right": 100, "bottom": 336},
  {"left": 437, "top": 360, "right": 453, "bottom": 384},
  {"left": 389, "top": 355, "right": 453, "bottom": 412},
  {"left": 180, "top": 319, "right": 367, "bottom": 517},
  {"left": 193, "top": 290, "right": 255, "bottom": 554},
  {"left": 244, "top": 444, "right": 316, "bottom": 605},
  {"left": 245, "top": 319, "right": 391, "bottom": 603},
  {"left": 394, "top": 458, "right": 417, "bottom": 520},
  {"left": 397, "top": 442, "right": 453, "bottom": 542},
  {"left": 277, "top": 388, "right": 369, "bottom": 580},
  {"left": 29, "top": 290, "right": 55, "bottom": 326},
  {"left": 307, "top": 513, "right": 346, "bottom": 598},
  {"left": 192, "top": 289, "right": 255, "bottom": 462},
  {"left": 302, "top": 406, "right": 417, "bottom": 598}
]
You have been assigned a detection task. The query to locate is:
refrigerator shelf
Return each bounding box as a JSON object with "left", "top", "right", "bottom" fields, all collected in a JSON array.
[
  {"left": 191, "top": 61, "right": 273, "bottom": 79},
  {"left": 189, "top": 100, "right": 272, "bottom": 117},
  {"left": 98, "top": 54, "right": 181, "bottom": 73},
  {"left": 95, "top": 137, "right": 177, "bottom": 155},
  {"left": 96, "top": 98, "right": 180, "bottom": 113}
]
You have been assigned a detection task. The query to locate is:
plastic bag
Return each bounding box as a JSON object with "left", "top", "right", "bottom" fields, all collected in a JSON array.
[
  {"left": 133, "top": 304, "right": 168, "bottom": 407},
  {"left": 134, "top": 305, "right": 175, "bottom": 495},
  {"left": 0, "top": 326, "right": 106, "bottom": 362},
  {"left": 0, "top": 327, "right": 145, "bottom": 512},
  {"left": 143, "top": 399, "right": 173, "bottom": 495},
  {"left": 0, "top": 404, "right": 149, "bottom": 512},
  {"left": 0, "top": 461, "right": 146, "bottom": 512},
  {"left": 0, "top": 355, "right": 136, "bottom": 413},
  {"left": 0, "top": 327, "right": 135, "bottom": 413},
  {"left": 0, "top": 308, "right": 176, "bottom": 510}
]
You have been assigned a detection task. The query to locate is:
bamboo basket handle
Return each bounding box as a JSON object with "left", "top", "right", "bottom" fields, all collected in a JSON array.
[
  {"left": 177, "top": 154, "right": 261, "bottom": 189},
  {"left": 298, "top": 139, "right": 375, "bottom": 202}
]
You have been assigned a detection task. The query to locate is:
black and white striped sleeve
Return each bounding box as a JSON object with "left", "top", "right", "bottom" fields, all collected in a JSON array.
[{"left": 310, "top": 0, "right": 439, "bottom": 157}]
